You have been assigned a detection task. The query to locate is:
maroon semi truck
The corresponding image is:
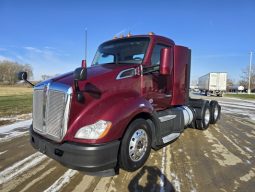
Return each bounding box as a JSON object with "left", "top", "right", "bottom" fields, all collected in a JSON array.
[{"left": 18, "top": 34, "right": 221, "bottom": 176}]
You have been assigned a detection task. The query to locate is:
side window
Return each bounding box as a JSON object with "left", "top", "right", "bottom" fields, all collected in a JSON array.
[
  {"left": 151, "top": 44, "right": 168, "bottom": 65},
  {"left": 95, "top": 53, "right": 114, "bottom": 65}
]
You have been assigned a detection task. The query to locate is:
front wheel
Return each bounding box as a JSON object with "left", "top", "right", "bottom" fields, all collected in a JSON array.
[{"left": 119, "top": 119, "right": 152, "bottom": 172}]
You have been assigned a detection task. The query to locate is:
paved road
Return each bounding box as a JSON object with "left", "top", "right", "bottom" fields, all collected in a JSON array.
[{"left": 0, "top": 95, "right": 254, "bottom": 192}]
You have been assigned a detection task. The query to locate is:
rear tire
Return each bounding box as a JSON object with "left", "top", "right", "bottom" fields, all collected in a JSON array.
[
  {"left": 195, "top": 103, "right": 211, "bottom": 130},
  {"left": 119, "top": 119, "right": 152, "bottom": 172},
  {"left": 210, "top": 100, "right": 221, "bottom": 124},
  {"left": 205, "top": 91, "right": 210, "bottom": 96}
]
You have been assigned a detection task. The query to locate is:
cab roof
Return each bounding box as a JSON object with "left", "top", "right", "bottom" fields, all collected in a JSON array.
[{"left": 102, "top": 34, "right": 175, "bottom": 46}]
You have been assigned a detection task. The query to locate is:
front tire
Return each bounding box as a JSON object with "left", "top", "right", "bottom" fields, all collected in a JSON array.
[{"left": 119, "top": 118, "right": 152, "bottom": 172}]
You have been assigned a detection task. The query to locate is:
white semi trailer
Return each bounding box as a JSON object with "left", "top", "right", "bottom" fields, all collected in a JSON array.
[{"left": 198, "top": 72, "right": 227, "bottom": 97}]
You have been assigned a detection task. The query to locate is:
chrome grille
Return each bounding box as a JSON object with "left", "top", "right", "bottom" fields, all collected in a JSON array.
[
  {"left": 33, "top": 82, "right": 72, "bottom": 142},
  {"left": 33, "top": 90, "right": 44, "bottom": 133},
  {"left": 45, "top": 90, "right": 66, "bottom": 138}
]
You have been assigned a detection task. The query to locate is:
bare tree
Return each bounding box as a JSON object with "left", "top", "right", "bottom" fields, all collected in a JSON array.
[
  {"left": 41, "top": 75, "right": 52, "bottom": 81},
  {"left": 41, "top": 74, "right": 60, "bottom": 81},
  {"left": 239, "top": 64, "right": 255, "bottom": 90},
  {"left": 226, "top": 78, "right": 234, "bottom": 91}
]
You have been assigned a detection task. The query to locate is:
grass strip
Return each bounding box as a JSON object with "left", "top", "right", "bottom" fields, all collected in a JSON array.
[{"left": 0, "top": 94, "right": 33, "bottom": 117}]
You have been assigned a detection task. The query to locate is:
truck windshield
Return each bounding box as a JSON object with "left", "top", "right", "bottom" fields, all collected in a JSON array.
[{"left": 92, "top": 37, "right": 150, "bottom": 65}]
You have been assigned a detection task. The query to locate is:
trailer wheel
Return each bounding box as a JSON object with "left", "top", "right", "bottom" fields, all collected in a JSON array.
[
  {"left": 196, "top": 103, "right": 211, "bottom": 130},
  {"left": 119, "top": 118, "right": 152, "bottom": 171},
  {"left": 210, "top": 100, "right": 221, "bottom": 124},
  {"left": 205, "top": 91, "right": 210, "bottom": 96}
]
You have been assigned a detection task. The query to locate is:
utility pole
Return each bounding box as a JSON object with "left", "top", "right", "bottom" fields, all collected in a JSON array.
[{"left": 248, "top": 51, "right": 253, "bottom": 94}]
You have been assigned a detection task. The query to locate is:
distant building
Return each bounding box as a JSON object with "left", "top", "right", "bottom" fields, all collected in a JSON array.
[{"left": 228, "top": 85, "right": 245, "bottom": 92}]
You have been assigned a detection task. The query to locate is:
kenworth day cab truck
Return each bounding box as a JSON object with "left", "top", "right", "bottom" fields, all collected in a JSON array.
[
  {"left": 198, "top": 72, "right": 227, "bottom": 97},
  {"left": 18, "top": 34, "right": 221, "bottom": 176}
]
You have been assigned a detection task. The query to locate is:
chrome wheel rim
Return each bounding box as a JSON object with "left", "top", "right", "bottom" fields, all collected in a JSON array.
[
  {"left": 129, "top": 129, "right": 148, "bottom": 162},
  {"left": 204, "top": 109, "right": 210, "bottom": 125},
  {"left": 214, "top": 106, "right": 219, "bottom": 119}
]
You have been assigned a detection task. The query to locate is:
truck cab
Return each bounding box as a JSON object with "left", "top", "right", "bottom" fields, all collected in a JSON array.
[{"left": 18, "top": 34, "right": 221, "bottom": 176}]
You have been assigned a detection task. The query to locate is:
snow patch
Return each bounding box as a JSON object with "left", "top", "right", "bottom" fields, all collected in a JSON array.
[
  {"left": 170, "top": 173, "right": 181, "bottom": 192},
  {"left": 244, "top": 146, "right": 253, "bottom": 153},
  {"left": 219, "top": 100, "right": 255, "bottom": 120},
  {"left": 0, "top": 119, "right": 32, "bottom": 134},
  {"left": 0, "top": 113, "right": 32, "bottom": 122},
  {"left": 0, "top": 119, "right": 32, "bottom": 142},
  {"left": 0, "top": 152, "right": 47, "bottom": 184},
  {"left": 203, "top": 130, "right": 242, "bottom": 166},
  {"left": 0, "top": 131, "right": 29, "bottom": 143},
  {"left": 222, "top": 108, "right": 255, "bottom": 121},
  {"left": 0, "top": 150, "right": 8, "bottom": 155},
  {"left": 239, "top": 168, "right": 255, "bottom": 182},
  {"left": 220, "top": 103, "right": 255, "bottom": 111},
  {"left": 160, "top": 147, "right": 166, "bottom": 192},
  {"left": 219, "top": 101, "right": 255, "bottom": 108},
  {"left": 44, "top": 169, "right": 78, "bottom": 192}
]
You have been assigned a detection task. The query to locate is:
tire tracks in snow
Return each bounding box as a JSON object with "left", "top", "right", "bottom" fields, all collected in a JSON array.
[
  {"left": 44, "top": 169, "right": 78, "bottom": 192},
  {"left": 0, "top": 152, "right": 47, "bottom": 185}
]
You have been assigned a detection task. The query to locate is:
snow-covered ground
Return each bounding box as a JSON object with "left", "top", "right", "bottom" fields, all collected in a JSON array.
[
  {"left": 0, "top": 113, "right": 32, "bottom": 122},
  {"left": 0, "top": 119, "right": 32, "bottom": 142},
  {"left": 0, "top": 152, "right": 47, "bottom": 185},
  {"left": 219, "top": 100, "right": 255, "bottom": 121},
  {"left": 0, "top": 119, "right": 32, "bottom": 134}
]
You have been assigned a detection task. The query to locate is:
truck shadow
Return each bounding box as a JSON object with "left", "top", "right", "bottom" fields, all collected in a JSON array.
[{"left": 128, "top": 165, "right": 176, "bottom": 192}]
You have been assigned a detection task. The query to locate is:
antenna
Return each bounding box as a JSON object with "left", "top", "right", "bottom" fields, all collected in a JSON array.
[
  {"left": 85, "top": 28, "right": 87, "bottom": 61},
  {"left": 81, "top": 28, "right": 87, "bottom": 68}
]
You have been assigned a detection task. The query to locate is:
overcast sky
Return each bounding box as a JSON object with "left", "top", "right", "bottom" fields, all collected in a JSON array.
[{"left": 0, "top": 0, "right": 254, "bottom": 82}]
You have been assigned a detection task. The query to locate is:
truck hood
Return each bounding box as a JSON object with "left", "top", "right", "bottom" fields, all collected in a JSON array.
[
  {"left": 50, "top": 64, "right": 137, "bottom": 86},
  {"left": 35, "top": 64, "right": 138, "bottom": 87}
]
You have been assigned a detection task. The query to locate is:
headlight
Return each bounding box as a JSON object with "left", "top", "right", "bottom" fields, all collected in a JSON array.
[{"left": 74, "top": 120, "right": 112, "bottom": 139}]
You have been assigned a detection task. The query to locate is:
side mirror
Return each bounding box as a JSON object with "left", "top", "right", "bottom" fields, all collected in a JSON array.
[
  {"left": 74, "top": 67, "right": 87, "bottom": 80},
  {"left": 73, "top": 67, "right": 86, "bottom": 103},
  {"left": 160, "top": 48, "right": 172, "bottom": 75},
  {"left": 18, "top": 71, "right": 28, "bottom": 81},
  {"left": 17, "top": 71, "right": 34, "bottom": 87}
]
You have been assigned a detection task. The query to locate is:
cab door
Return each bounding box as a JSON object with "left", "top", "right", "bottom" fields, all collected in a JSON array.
[{"left": 143, "top": 44, "right": 172, "bottom": 110}]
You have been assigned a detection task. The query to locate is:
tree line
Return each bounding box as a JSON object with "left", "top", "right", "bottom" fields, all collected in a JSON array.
[
  {"left": 0, "top": 60, "right": 33, "bottom": 85},
  {"left": 228, "top": 64, "right": 255, "bottom": 91},
  {"left": 227, "top": 65, "right": 255, "bottom": 92},
  {"left": 240, "top": 64, "right": 255, "bottom": 90}
]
